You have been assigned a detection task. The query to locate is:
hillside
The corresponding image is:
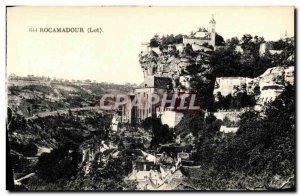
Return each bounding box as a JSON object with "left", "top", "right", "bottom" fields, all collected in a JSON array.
[{"left": 7, "top": 77, "right": 136, "bottom": 117}]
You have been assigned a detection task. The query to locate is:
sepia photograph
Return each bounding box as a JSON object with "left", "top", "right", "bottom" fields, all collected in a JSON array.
[{"left": 6, "top": 6, "right": 295, "bottom": 191}]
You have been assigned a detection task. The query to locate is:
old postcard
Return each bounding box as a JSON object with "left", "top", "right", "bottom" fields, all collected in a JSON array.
[{"left": 6, "top": 6, "right": 295, "bottom": 191}]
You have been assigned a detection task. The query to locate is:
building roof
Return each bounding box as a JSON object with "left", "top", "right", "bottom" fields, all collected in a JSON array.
[{"left": 138, "top": 76, "right": 172, "bottom": 89}]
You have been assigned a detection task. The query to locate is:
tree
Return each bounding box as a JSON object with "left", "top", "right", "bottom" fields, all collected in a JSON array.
[
  {"left": 187, "top": 69, "right": 215, "bottom": 110},
  {"left": 35, "top": 143, "right": 80, "bottom": 183},
  {"left": 149, "top": 34, "right": 160, "bottom": 47},
  {"left": 192, "top": 113, "right": 222, "bottom": 166},
  {"left": 174, "top": 34, "right": 183, "bottom": 44},
  {"left": 183, "top": 44, "right": 196, "bottom": 57},
  {"left": 221, "top": 85, "right": 294, "bottom": 178},
  {"left": 66, "top": 157, "right": 137, "bottom": 190},
  {"left": 241, "top": 34, "right": 253, "bottom": 46},
  {"left": 231, "top": 92, "right": 256, "bottom": 109},
  {"left": 210, "top": 46, "right": 242, "bottom": 77},
  {"left": 149, "top": 34, "right": 183, "bottom": 49},
  {"left": 141, "top": 117, "right": 174, "bottom": 148},
  {"left": 191, "top": 85, "right": 295, "bottom": 189},
  {"left": 226, "top": 37, "right": 240, "bottom": 47},
  {"left": 215, "top": 33, "right": 225, "bottom": 46}
]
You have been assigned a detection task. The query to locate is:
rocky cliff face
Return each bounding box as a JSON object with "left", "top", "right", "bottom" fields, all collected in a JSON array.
[
  {"left": 258, "top": 66, "right": 285, "bottom": 86},
  {"left": 139, "top": 45, "right": 213, "bottom": 90}
]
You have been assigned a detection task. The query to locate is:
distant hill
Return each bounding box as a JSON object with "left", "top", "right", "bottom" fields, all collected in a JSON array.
[{"left": 7, "top": 77, "right": 136, "bottom": 117}]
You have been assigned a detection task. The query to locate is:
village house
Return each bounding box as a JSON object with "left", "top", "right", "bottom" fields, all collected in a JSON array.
[
  {"left": 125, "top": 150, "right": 183, "bottom": 190},
  {"left": 160, "top": 107, "right": 184, "bottom": 129},
  {"left": 120, "top": 76, "right": 173, "bottom": 124}
]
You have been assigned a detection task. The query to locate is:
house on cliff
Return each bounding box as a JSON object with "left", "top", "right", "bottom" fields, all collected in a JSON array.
[
  {"left": 120, "top": 76, "right": 173, "bottom": 124},
  {"left": 183, "top": 15, "right": 216, "bottom": 50}
]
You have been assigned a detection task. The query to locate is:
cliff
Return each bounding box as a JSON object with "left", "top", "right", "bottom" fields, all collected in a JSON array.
[{"left": 139, "top": 44, "right": 213, "bottom": 91}]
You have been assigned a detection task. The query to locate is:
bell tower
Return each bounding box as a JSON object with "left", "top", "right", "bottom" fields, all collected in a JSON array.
[{"left": 209, "top": 15, "right": 216, "bottom": 49}]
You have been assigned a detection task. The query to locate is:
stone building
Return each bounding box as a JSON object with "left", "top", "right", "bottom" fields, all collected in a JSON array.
[
  {"left": 141, "top": 15, "right": 217, "bottom": 57},
  {"left": 259, "top": 42, "right": 284, "bottom": 56},
  {"left": 183, "top": 15, "right": 216, "bottom": 50},
  {"left": 161, "top": 107, "right": 184, "bottom": 129},
  {"left": 122, "top": 16, "right": 219, "bottom": 127},
  {"left": 120, "top": 76, "right": 173, "bottom": 124}
]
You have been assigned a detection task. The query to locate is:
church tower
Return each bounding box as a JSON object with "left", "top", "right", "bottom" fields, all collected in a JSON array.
[{"left": 209, "top": 15, "right": 216, "bottom": 49}]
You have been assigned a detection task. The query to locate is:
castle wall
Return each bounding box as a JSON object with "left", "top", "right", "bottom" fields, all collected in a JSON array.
[
  {"left": 257, "top": 88, "right": 284, "bottom": 105},
  {"left": 213, "top": 77, "right": 250, "bottom": 96},
  {"left": 183, "top": 37, "right": 213, "bottom": 47},
  {"left": 269, "top": 50, "right": 283, "bottom": 55},
  {"left": 213, "top": 67, "right": 294, "bottom": 109},
  {"left": 192, "top": 44, "right": 213, "bottom": 52}
]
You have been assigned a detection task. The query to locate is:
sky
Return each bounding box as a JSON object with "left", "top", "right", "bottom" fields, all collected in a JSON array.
[{"left": 7, "top": 6, "right": 294, "bottom": 84}]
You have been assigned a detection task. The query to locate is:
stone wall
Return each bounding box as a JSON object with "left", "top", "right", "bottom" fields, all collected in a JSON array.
[
  {"left": 183, "top": 37, "right": 213, "bottom": 47},
  {"left": 213, "top": 77, "right": 252, "bottom": 96},
  {"left": 213, "top": 110, "right": 242, "bottom": 123},
  {"left": 213, "top": 66, "right": 294, "bottom": 99}
]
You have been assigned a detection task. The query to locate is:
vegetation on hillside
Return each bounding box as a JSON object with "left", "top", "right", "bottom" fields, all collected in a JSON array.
[
  {"left": 211, "top": 35, "right": 294, "bottom": 78},
  {"left": 149, "top": 34, "right": 183, "bottom": 49},
  {"left": 186, "top": 84, "right": 295, "bottom": 190},
  {"left": 8, "top": 31, "right": 295, "bottom": 191}
]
